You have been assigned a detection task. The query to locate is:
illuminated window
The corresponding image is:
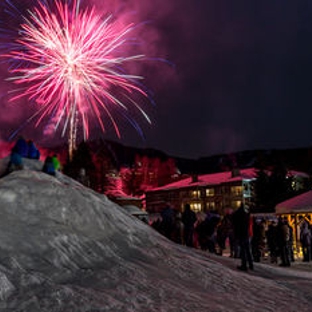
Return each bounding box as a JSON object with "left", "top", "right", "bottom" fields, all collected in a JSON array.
[
  {"left": 206, "top": 188, "right": 215, "bottom": 196},
  {"left": 190, "top": 202, "right": 202, "bottom": 212},
  {"left": 191, "top": 190, "right": 201, "bottom": 198},
  {"left": 231, "top": 186, "right": 243, "bottom": 196}
]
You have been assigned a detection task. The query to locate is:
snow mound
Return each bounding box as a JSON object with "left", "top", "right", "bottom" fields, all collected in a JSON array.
[
  {"left": 0, "top": 156, "right": 43, "bottom": 176},
  {"left": 0, "top": 167, "right": 311, "bottom": 311}
]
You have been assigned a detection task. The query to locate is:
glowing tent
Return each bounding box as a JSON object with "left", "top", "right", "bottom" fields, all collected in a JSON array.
[{"left": 275, "top": 191, "right": 312, "bottom": 256}]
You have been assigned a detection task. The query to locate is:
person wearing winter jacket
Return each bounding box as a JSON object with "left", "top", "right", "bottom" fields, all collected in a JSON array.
[
  {"left": 42, "top": 156, "right": 56, "bottom": 176},
  {"left": 232, "top": 204, "right": 254, "bottom": 271},
  {"left": 13, "top": 136, "right": 28, "bottom": 158},
  {"left": 27, "top": 140, "right": 40, "bottom": 159},
  {"left": 277, "top": 217, "right": 291, "bottom": 267},
  {"left": 6, "top": 146, "right": 24, "bottom": 173},
  {"left": 300, "top": 221, "right": 311, "bottom": 262},
  {"left": 51, "top": 154, "right": 61, "bottom": 171},
  {"left": 182, "top": 203, "right": 196, "bottom": 247}
]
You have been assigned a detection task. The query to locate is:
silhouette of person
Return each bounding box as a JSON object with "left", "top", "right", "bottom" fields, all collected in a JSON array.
[
  {"left": 232, "top": 204, "right": 254, "bottom": 271},
  {"left": 182, "top": 203, "right": 196, "bottom": 247}
]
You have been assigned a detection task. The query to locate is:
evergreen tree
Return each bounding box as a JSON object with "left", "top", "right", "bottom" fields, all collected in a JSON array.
[
  {"left": 158, "top": 158, "right": 178, "bottom": 186},
  {"left": 253, "top": 168, "right": 271, "bottom": 212},
  {"left": 253, "top": 159, "right": 295, "bottom": 212},
  {"left": 268, "top": 162, "right": 293, "bottom": 208},
  {"left": 120, "top": 166, "right": 137, "bottom": 196},
  {"left": 93, "top": 142, "right": 118, "bottom": 193},
  {"left": 63, "top": 141, "right": 96, "bottom": 189}
]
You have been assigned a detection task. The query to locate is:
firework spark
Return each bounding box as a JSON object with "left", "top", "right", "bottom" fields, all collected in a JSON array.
[{"left": 3, "top": 0, "right": 152, "bottom": 157}]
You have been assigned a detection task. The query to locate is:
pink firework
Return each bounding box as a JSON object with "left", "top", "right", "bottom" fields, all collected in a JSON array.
[{"left": 4, "top": 0, "right": 151, "bottom": 155}]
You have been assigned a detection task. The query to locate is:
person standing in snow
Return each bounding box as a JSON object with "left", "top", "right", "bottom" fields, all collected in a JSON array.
[
  {"left": 160, "top": 204, "right": 175, "bottom": 240},
  {"left": 277, "top": 217, "right": 291, "bottom": 267},
  {"left": 287, "top": 221, "right": 295, "bottom": 263},
  {"left": 267, "top": 220, "right": 279, "bottom": 263},
  {"left": 252, "top": 218, "right": 266, "bottom": 262},
  {"left": 182, "top": 203, "right": 196, "bottom": 247},
  {"left": 232, "top": 204, "right": 254, "bottom": 271},
  {"left": 171, "top": 212, "right": 185, "bottom": 245},
  {"left": 300, "top": 220, "right": 311, "bottom": 262},
  {"left": 216, "top": 212, "right": 235, "bottom": 256}
]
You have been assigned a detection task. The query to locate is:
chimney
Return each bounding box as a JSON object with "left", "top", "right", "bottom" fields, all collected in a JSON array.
[
  {"left": 191, "top": 174, "right": 198, "bottom": 183},
  {"left": 231, "top": 168, "right": 241, "bottom": 178}
]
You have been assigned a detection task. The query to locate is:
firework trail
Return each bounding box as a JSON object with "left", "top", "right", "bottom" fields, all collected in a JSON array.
[{"left": 2, "top": 0, "right": 152, "bottom": 157}]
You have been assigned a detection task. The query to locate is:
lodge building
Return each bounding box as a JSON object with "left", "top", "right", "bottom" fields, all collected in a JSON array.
[
  {"left": 145, "top": 168, "right": 257, "bottom": 214},
  {"left": 145, "top": 167, "right": 310, "bottom": 215}
]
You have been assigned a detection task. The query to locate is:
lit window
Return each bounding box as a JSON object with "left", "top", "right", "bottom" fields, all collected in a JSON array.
[
  {"left": 231, "top": 186, "right": 243, "bottom": 196},
  {"left": 190, "top": 202, "right": 202, "bottom": 212},
  {"left": 191, "top": 190, "right": 201, "bottom": 198},
  {"left": 206, "top": 188, "right": 215, "bottom": 196}
]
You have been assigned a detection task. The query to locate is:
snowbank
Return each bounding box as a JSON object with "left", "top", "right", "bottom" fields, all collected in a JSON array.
[{"left": 0, "top": 166, "right": 311, "bottom": 311}]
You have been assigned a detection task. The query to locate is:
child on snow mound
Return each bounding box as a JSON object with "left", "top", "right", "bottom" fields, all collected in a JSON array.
[
  {"left": 42, "top": 156, "right": 56, "bottom": 176},
  {"left": 51, "top": 154, "right": 61, "bottom": 171},
  {"left": 27, "top": 140, "right": 40, "bottom": 159},
  {"left": 13, "top": 136, "right": 28, "bottom": 158},
  {"left": 6, "top": 146, "right": 24, "bottom": 174}
]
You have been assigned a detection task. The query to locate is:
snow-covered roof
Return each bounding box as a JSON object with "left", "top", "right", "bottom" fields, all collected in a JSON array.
[
  {"left": 288, "top": 170, "right": 310, "bottom": 179},
  {"left": 148, "top": 167, "right": 309, "bottom": 193},
  {"left": 105, "top": 188, "right": 140, "bottom": 200},
  {"left": 121, "top": 205, "right": 148, "bottom": 216},
  {"left": 149, "top": 168, "right": 258, "bottom": 192},
  {"left": 276, "top": 190, "right": 312, "bottom": 214}
]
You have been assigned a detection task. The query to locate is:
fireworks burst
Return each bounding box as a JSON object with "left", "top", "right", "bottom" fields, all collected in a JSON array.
[{"left": 2, "top": 0, "right": 152, "bottom": 158}]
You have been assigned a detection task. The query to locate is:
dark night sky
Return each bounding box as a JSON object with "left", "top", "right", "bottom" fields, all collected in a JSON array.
[{"left": 1, "top": 0, "right": 312, "bottom": 159}]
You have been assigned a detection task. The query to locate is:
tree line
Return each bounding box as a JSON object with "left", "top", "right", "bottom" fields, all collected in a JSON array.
[{"left": 62, "top": 141, "right": 312, "bottom": 212}]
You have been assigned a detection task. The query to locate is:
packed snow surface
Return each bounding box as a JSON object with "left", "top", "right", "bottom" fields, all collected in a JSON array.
[{"left": 0, "top": 159, "right": 311, "bottom": 311}]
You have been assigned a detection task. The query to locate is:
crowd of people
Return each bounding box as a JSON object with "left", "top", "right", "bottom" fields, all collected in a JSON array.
[
  {"left": 151, "top": 203, "right": 221, "bottom": 252},
  {"left": 151, "top": 203, "right": 311, "bottom": 271}
]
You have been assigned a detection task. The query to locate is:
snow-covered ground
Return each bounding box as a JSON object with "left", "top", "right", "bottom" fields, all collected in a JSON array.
[{"left": 0, "top": 159, "right": 312, "bottom": 311}]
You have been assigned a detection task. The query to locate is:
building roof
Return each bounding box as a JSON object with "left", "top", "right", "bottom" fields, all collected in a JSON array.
[
  {"left": 287, "top": 170, "right": 309, "bottom": 179},
  {"left": 147, "top": 168, "right": 309, "bottom": 193},
  {"left": 105, "top": 189, "right": 140, "bottom": 200},
  {"left": 121, "top": 205, "right": 148, "bottom": 216},
  {"left": 275, "top": 190, "right": 312, "bottom": 214},
  {"left": 148, "top": 168, "right": 258, "bottom": 192}
]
